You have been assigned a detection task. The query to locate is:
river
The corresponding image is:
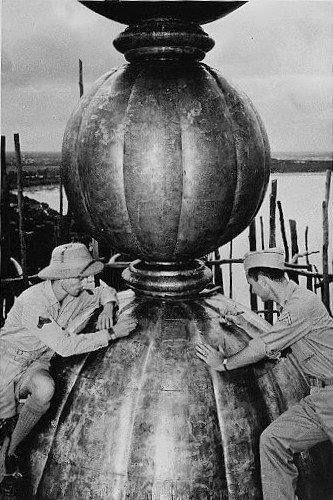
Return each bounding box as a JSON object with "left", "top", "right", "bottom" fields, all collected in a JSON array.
[{"left": 18, "top": 172, "right": 332, "bottom": 309}]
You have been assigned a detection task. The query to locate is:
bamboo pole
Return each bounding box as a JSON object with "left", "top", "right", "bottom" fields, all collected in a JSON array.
[
  {"left": 289, "top": 269, "right": 333, "bottom": 280},
  {"left": 249, "top": 219, "right": 257, "bottom": 252},
  {"left": 229, "top": 240, "right": 233, "bottom": 299},
  {"left": 207, "top": 259, "right": 312, "bottom": 268},
  {"left": 289, "top": 219, "right": 299, "bottom": 259},
  {"left": 269, "top": 179, "right": 277, "bottom": 248},
  {"left": 1, "top": 136, "right": 11, "bottom": 279},
  {"left": 304, "top": 226, "right": 313, "bottom": 291},
  {"left": 260, "top": 216, "right": 265, "bottom": 250},
  {"left": 285, "top": 260, "right": 318, "bottom": 269},
  {"left": 248, "top": 219, "right": 258, "bottom": 311},
  {"left": 322, "top": 200, "right": 329, "bottom": 308},
  {"left": 1, "top": 136, "right": 11, "bottom": 326},
  {"left": 14, "top": 133, "right": 28, "bottom": 288},
  {"left": 2, "top": 265, "right": 329, "bottom": 283},
  {"left": 206, "top": 258, "right": 243, "bottom": 266},
  {"left": 289, "top": 219, "right": 299, "bottom": 284},
  {"left": 214, "top": 248, "right": 224, "bottom": 292},
  {"left": 325, "top": 168, "right": 331, "bottom": 203},
  {"left": 277, "top": 200, "right": 289, "bottom": 262},
  {"left": 58, "top": 162, "right": 63, "bottom": 244},
  {"left": 322, "top": 169, "right": 331, "bottom": 313},
  {"left": 266, "top": 180, "right": 277, "bottom": 323},
  {"left": 305, "top": 226, "right": 310, "bottom": 266},
  {"left": 219, "top": 265, "right": 224, "bottom": 295},
  {"left": 313, "top": 264, "right": 321, "bottom": 294},
  {"left": 79, "top": 59, "right": 84, "bottom": 97}
]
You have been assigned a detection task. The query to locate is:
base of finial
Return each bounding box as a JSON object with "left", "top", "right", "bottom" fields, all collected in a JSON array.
[
  {"left": 114, "top": 19, "right": 214, "bottom": 61},
  {"left": 122, "top": 260, "right": 212, "bottom": 299}
]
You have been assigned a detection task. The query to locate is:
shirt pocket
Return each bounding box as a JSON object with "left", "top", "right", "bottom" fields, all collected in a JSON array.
[{"left": 0, "top": 354, "right": 25, "bottom": 384}]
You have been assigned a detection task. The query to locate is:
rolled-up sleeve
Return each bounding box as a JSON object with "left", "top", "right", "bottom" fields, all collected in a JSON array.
[
  {"left": 96, "top": 284, "right": 118, "bottom": 307},
  {"left": 22, "top": 303, "right": 109, "bottom": 357}
]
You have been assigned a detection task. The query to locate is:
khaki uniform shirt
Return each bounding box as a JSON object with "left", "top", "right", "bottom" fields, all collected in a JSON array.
[
  {"left": 252, "top": 282, "right": 333, "bottom": 379},
  {"left": 0, "top": 280, "right": 118, "bottom": 357}
]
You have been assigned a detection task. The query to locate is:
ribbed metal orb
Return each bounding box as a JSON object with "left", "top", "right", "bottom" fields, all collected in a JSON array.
[
  {"left": 29, "top": 291, "right": 331, "bottom": 499},
  {"left": 62, "top": 61, "right": 270, "bottom": 262}
]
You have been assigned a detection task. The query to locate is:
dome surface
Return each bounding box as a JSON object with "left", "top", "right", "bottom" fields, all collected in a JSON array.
[{"left": 28, "top": 291, "right": 332, "bottom": 499}]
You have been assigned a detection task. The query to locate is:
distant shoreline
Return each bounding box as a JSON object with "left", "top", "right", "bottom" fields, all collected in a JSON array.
[
  {"left": 270, "top": 159, "right": 332, "bottom": 173},
  {"left": 4, "top": 152, "right": 332, "bottom": 188}
]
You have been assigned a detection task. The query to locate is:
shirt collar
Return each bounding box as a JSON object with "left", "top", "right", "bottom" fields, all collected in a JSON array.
[
  {"left": 278, "top": 281, "right": 298, "bottom": 314},
  {"left": 43, "top": 280, "right": 60, "bottom": 306}
]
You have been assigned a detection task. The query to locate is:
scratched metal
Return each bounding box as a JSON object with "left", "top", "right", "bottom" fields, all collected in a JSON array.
[{"left": 30, "top": 291, "right": 331, "bottom": 500}]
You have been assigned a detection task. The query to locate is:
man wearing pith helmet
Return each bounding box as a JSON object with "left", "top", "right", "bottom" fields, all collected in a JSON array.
[
  {"left": 196, "top": 247, "right": 333, "bottom": 500},
  {"left": 0, "top": 243, "right": 136, "bottom": 490}
]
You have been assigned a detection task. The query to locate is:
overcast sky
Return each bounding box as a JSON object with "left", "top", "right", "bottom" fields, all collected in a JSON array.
[{"left": 2, "top": 0, "right": 332, "bottom": 153}]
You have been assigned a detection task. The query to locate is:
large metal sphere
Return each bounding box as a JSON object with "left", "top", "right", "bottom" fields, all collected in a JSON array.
[
  {"left": 28, "top": 291, "right": 331, "bottom": 499},
  {"left": 62, "top": 62, "right": 270, "bottom": 262}
]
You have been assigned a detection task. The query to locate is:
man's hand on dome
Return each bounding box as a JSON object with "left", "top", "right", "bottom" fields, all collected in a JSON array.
[
  {"left": 107, "top": 315, "right": 137, "bottom": 341},
  {"left": 220, "top": 304, "right": 244, "bottom": 326},
  {"left": 96, "top": 302, "right": 115, "bottom": 330},
  {"left": 195, "top": 340, "right": 226, "bottom": 371}
]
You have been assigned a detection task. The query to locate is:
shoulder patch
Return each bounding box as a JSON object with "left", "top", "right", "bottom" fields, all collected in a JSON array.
[
  {"left": 278, "top": 312, "right": 292, "bottom": 326},
  {"left": 37, "top": 316, "right": 52, "bottom": 329}
]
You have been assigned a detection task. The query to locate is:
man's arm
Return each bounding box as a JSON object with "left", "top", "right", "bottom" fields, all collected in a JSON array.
[
  {"left": 22, "top": 303, "right": 135, "bottom": 357},
  {"left": 196, "top": 338, "right": 267, "bottom": 371},
  {"left": 196, "top": 298, "right": 312, "bottom": 371},
  {"left": 96, "top": 301, "right": 115, "bottom": 330},
  {"left": 95, "top": 284, "right": 118, "bottom": 330}
]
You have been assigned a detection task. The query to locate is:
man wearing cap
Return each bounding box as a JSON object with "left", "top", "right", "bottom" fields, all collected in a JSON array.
[
  {"left": 196, "top": 247, "right": 333, "bottom": 500},
  {"left": 0, "top": 243, "right": 136, "bottom": 488}
]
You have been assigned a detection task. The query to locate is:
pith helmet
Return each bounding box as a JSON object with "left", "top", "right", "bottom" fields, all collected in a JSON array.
[
  {"left": 243, "top": 247, "right": 288, "bottom": 273},
  {"left": 38, "top": 243, "right": 104, "bottom": 280}
]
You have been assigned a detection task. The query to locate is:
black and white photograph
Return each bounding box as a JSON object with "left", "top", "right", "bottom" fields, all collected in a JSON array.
[{"left": 1, "top": 1, "right": 332, "bottom": 498}]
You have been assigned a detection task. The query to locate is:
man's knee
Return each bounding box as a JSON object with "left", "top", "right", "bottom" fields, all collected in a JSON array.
[
  {"left": 260, "top": 422, "right": 286, "bottom": 457},
  {"left": 260, "top": 421, "right": 292, "bottom": 462},
  {"left": 260, "top": 425, "right": 275, "bottom": 455},
  {"left": 28, "top": 371, "right": 55, "bottom": 404}
]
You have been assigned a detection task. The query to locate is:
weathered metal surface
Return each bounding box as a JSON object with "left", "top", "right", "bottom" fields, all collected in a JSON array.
[
  {"left": 122, "top": 259, "right": 212, "bottom": 298},
  {"left": 113, "top": 19, "right": 215, "bottom": 62},
  {"left": 29, "top": 291, "right": 332, "bottom": 499},
  {"left": 62, "top": 61, "right": 270, "bottom": 262}
]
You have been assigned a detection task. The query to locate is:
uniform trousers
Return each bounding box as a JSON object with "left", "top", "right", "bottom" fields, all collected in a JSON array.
[
  {"left": 260, "top": 385, "right": 333, "bottom": 500},
  {"left": 0, "top": 341, "right": 52, "bottom": 419}
]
